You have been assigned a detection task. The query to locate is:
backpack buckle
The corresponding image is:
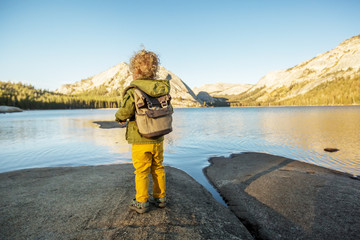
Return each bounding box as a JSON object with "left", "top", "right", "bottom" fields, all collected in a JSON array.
[
  {"left": 161, "top": 100, "right": 168, "bottom": 108},
  {"left": 146, "top": 100, "right": 154, "bottom": 109}
]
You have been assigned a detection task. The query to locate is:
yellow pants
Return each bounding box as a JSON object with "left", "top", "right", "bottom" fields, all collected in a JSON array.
[{"left": 132, "top": 142, "right": 166, "bottom": 203}]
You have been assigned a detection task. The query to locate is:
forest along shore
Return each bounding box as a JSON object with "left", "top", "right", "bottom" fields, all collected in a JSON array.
[{"left": 204, "top": 152, "right": 360, "bottom": 240}]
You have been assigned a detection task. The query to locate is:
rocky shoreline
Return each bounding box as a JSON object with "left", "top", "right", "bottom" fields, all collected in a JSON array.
[
  {"left": 0, "top": 164, "right": 251, "bottom": 240},
  {"left": 0, "top": 105, "right": 23, "bottom": 113},
  {"left": 204, "top": 152, "right": 360, "bottom": 240},
  {"left": 1, "top": 153, "right": 359, "bottom": 239}
]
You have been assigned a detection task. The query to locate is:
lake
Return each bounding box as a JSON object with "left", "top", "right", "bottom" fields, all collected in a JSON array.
[{"left": 1, "top": 107, "right": 359, "bottom": 202}]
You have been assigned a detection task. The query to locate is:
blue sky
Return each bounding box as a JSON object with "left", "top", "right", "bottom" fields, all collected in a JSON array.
[{"left": 0, "top": 0, "right": 359, "bottom": 90}]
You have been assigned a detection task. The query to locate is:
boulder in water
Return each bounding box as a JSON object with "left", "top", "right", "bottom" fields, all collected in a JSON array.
[
  {"left": 324, "top": 148, "right": 339, "bottom": 152},
  {"left": 0, "top": 106, "right": 23, "bottom": 113}
]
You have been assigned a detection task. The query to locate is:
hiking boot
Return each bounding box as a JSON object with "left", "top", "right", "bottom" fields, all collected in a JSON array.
[
  {"left": 154, "top": 197, "right": 166, "bottom": 208},
  {"left": 129, "top": 199, "right": 149, "bottom": 214}
]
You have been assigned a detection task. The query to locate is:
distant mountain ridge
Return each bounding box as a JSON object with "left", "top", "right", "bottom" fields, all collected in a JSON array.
[
  {"left": 57, "top": 34, "right": 360, "bottom": 107},
  {"left": 193, "top": 83, "right": 253, "bottom": 96},
  {"left": 56, "top": 64, "right": 200, "bottom": 108},
  {"left": 193, "top": 83, "right": 253, "bottom": 105},
  {"left": 197, "top": 34, "right": 360, "bottom": 106},
  {"left": 252, "top": 34, "right": 360, "bottom": 101}
]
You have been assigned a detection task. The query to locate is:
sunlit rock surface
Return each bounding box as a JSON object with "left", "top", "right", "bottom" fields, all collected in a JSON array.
[
  {"left": 204, "top": 152, "right": 360, "bottom": 239},
  {"left": 0, "top": 165, "right": 252, "bottom": 239}
]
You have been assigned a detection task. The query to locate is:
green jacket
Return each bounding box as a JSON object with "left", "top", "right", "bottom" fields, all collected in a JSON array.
[{"left": 115, "top": 79, "right": 171, "bottom": 144}]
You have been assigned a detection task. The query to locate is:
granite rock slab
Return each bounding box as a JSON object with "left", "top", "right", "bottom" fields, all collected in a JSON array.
[
  {"left": 204, "top": 152, "right": 360, "bottom": 240},
  {"left": 0, "top": 165, "right": 252, "bottom": 240}
]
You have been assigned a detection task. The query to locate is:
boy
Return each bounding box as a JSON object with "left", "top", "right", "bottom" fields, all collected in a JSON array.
[{"left": 115, "top": 50, "right": 169, "bottom": 213}]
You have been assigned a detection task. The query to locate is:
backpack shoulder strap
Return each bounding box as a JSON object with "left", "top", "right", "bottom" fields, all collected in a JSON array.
[
  {"left": 122, "top": 84, "right": 136, "bottom": 97},
  {"left": 123, "top": 85, "right": 146, "bottom": 108},
  {"left": 124, "top": 84, "right": 171, "bottom": 109}
]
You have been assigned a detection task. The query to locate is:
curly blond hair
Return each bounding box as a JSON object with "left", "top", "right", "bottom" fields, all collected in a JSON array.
[{"left": 129, "top": 50, "right": 159, "bottom": 80}]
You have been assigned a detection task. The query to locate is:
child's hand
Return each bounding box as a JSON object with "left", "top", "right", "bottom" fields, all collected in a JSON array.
[
  {"left": 116, "top": 118, "right": 128, "bottom": 127},
  {"left": 118, "top": 121, "right": 127, "bottom": 126}
]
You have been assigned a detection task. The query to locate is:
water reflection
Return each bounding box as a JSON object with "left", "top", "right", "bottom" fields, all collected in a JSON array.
[
  {"left": 0, "top": 107, "right": 359, "bottom": 177},
  {"left": 259, "top": 107, "right": 360, "bottom": 174}
]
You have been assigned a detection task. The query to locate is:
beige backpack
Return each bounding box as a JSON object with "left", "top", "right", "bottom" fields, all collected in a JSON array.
[{"left": 128, "top": 86, "right": 173, "bottom": 138}]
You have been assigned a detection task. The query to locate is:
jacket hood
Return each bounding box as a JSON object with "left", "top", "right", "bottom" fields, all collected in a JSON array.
[{"left": 130, "top": 79, "right": 170, "bottom": 97}]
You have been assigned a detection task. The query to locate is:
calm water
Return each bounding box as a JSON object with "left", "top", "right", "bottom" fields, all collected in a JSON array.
[{"left": 1, "top": 107, "right": 360, "bottom": 202}]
